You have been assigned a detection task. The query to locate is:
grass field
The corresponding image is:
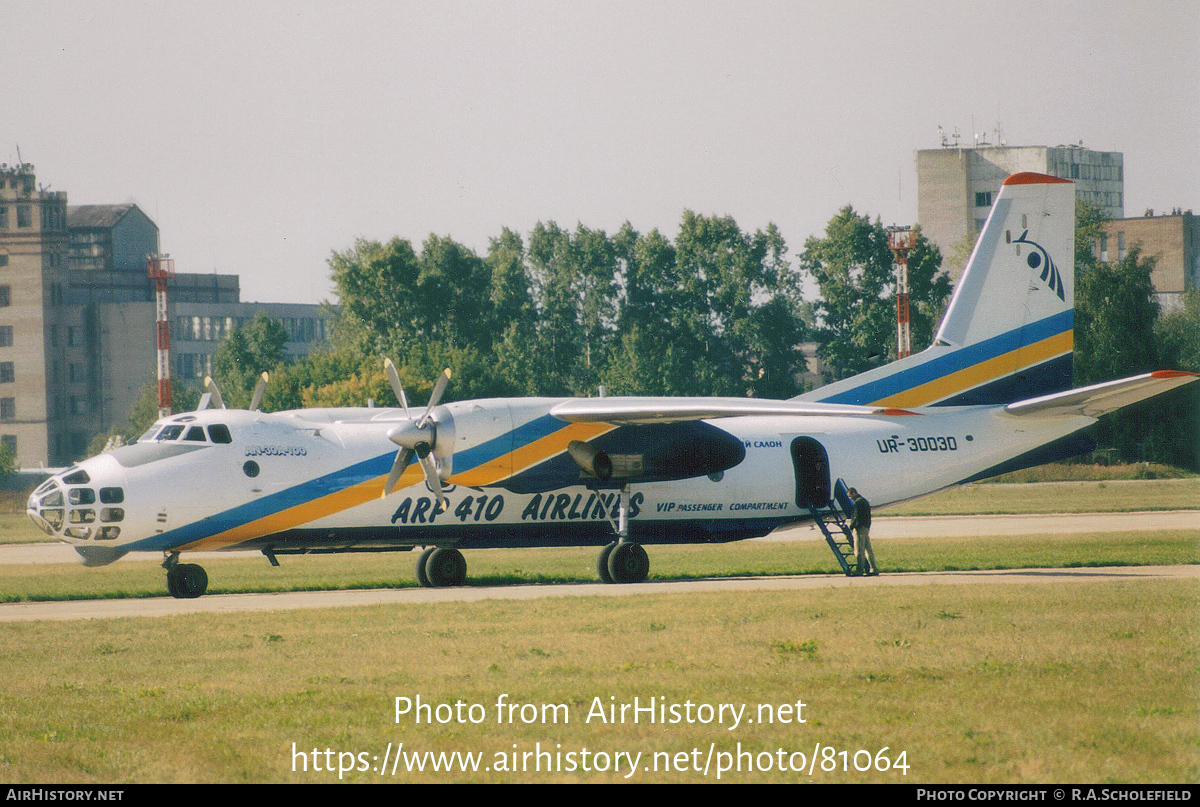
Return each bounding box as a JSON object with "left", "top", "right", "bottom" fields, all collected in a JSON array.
[
  {"left": 882, "top": 478, "right": 1200, "bottom": 516},
  {"left": 0, "top": 513, "right": 39, "bottom": 546},
  {"left": 0, "top": 578, "right": 1195, "bottom": 783},
  {"left": 2, "top": 530, "right": 1197, "bottom": 603},
  {"left": 984, "top": 462, "right": 1196, "bottom": 483},
  {"left": 2, "top": 473, "right": 1196, "bottom": 783}
]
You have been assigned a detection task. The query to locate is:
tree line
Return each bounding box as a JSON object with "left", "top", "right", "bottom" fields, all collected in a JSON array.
[
  {"left": 103, "top": 203, "right": 1197, "bottom": 470},
  {"left": 219, "top": 208, "right": 949, "bottom": 413},
  {"left": 1072, "top": 204, "right": 1200, "bottom": 470}
]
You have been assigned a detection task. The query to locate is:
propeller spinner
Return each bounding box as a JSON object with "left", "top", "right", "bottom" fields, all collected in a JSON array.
[{"left": 380, "top": 360, "right": 452, "bottom": 511}]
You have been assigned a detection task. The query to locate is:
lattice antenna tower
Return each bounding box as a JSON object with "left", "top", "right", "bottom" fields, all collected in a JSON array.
[{"left": 147, "top": 254, "right": 176, "bottom": 417}]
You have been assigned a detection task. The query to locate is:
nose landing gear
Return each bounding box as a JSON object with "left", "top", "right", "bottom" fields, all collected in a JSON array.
[{"left": 163, "top": 552, "right": 209, "bottom": 598}]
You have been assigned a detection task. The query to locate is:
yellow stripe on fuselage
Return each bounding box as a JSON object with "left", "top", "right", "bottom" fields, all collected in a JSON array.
[
  {"left": 179, "top": 465, "right": 426, "bottom": 551},
  {"left": 455, "top": 421, "right": 617, "bottom": 485},
  {"left": 181, "top": 420, "right": 617, "bottom": 551},
  {"left": 873, "top": 330, "right": 1073, "bottom": 408}
]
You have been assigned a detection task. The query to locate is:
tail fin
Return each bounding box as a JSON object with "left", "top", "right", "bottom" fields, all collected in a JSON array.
[{"left": 798, "top": 172, "right": 1075, "bottom": 407}]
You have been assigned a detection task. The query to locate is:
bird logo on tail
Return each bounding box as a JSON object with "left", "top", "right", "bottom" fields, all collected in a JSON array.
[{"left": 1014, "top": 231, "right": 1065, "bottom": 301}]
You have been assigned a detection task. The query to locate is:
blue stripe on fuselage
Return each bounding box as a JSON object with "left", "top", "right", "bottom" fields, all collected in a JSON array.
[
  {"left": 812, "top": 309, "right": 1073, "bottom": 405},
  {"left": 126, "top": 414, "right": 571, "bottom": 552}
]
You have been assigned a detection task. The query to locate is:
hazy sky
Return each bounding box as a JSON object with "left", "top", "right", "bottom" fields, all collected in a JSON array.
[{"left": 4, "top": 1, "right": 1197, "bottom": 304}]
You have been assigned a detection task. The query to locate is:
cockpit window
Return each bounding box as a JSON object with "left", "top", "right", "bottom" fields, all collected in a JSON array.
[
  {"left": 68, "top": 488, "right": 96, "bottom": 505},
  {"left": 155, "top": 425, "right": 185, "bottom": 442},
  {"left": 136, "top": 426, "right": 160, "bottom": 443},
  {"left": 62, "top": 469, "right": 90, "bottom": 485},
  {"left": 207, "top": 424, "right": 233, "bottom": 444},
  {"left": 184, "top": 426, "right": 207, "bottom": 442}
]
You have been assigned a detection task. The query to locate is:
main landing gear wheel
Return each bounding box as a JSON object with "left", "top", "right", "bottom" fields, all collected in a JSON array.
[
  {"left": 606, "top": 542, "right": 649, "bottom": 584},
  {"left": 415, "top": 547, "right": 436, "bottom": 587},
  {"left": 597, "top": 542, "right": 618, "bottom": 583},
  {"left": 417, "top": 547, "right": 467, "bottom": 588},
  {"left": 166, "top": 563, "right": 208, "bottom": 599}
]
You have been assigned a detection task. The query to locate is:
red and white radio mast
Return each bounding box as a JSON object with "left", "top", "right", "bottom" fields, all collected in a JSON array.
[
  {"left": 887, "top": 227, "right": 917, "bottom": 359},
  {"left": 147, "top": 254, "right": 175, "bottom": 417}
]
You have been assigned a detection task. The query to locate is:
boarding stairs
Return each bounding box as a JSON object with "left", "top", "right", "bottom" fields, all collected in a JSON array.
[{"left": 806, "top": 478, "right": 858, "bottom": 576}]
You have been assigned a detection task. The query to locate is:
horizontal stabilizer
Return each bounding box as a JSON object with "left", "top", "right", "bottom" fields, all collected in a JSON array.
[
  {"left": 1004, "top": 371, "right": 1198, "bottom": 419},
  {"left": 551, "top": 397, "right": 917, "bottom": 424}
]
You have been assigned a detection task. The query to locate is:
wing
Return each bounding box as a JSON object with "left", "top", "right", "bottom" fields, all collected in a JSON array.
[
  {"left": 549, "top": 396, "right": 917, "bottom": 424},
  {"left": 1004, "top": 371, "right": 1198, "bottom": 418}
]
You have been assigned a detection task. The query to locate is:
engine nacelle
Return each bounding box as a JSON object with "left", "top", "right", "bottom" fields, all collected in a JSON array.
[
  {"left": 567, "top": 440, "right": 614, "bottom": 481},
  {"left": 503, "top": 421, "right": 746, "bottom": 493}
]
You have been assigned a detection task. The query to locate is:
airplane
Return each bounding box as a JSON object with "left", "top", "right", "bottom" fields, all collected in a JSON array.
[{"left": 26, "top": 172, "right": 1198, "bottom": 597}]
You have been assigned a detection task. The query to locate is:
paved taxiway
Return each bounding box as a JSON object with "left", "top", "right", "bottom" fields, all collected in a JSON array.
[
  {"left": 2, "top": 510, "right": 1195, "bottom": 623},
  {"left": 764, "top": 509, "right": 1200, "bottom": 540},
  {"left": 3, "top": 510, "right": 1196, "bottom": 566},
  {"left": 0, "top": 565, "right": 1194, "bottom": 622}
]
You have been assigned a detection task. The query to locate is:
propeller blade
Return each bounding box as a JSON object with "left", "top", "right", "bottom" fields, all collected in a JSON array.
[
  {"left": 381, "top": 447, "right": 415, "bottom": 498},
  {"left": 203, "top": 376, "right": 226, "bottom": 410},
  {"left": 417, "top": 368, "right": 452, "bottom": 428},
  {"left": 383, "top": 366, "right": 450, "bottom": 507},
  {"left": 417, "top": 450, "right": 447, "bottom": 512},
  {"left": 249, "top": 372, "right": 269, "bottom": 411},
  {"left": 383, "top": 358, "right": 410, "bottom": 416}
]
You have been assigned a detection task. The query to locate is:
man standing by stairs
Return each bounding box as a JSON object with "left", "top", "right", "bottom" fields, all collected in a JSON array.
[{"left": 848, "top": 488, "right": 877, "bottom": 576}]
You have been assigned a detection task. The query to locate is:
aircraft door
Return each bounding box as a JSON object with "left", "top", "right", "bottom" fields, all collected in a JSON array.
[{"left": 790, "top": 437, "right": 831, "bottom": 508}]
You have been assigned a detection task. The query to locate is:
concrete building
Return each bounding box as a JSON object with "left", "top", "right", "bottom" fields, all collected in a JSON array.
[
  {"left": 97, "top": 301, "right": 332, "bottom": 427},
  {"left": 917, "top": 142, "right": 1124, "bottom": 280},
  {"left": 0, "top": 163, "right": 331, "bottom": 469},
  {"left": 1098, "top": 210, "right": 1200, "bottom": 310},
  {"left": 0, "top": 164, "right": 68, "bottom": 468},
  {"left": 797, "top": 342, "right": 827, "bottom": 392},
  {"left": 68, "top": 204, "right": 160, "bottom": 273}
]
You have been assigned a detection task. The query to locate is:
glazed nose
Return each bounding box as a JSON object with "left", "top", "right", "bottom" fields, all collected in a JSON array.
[
  {"left": 27, "top": 464, "right": 129, "bottom": 542},
  {"left": 27, "top": 488, "right": 59, "bottom": 536}
]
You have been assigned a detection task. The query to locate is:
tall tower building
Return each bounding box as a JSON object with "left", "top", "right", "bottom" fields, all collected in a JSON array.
[
  {"left": 1100, "top": 210, "right": 1200, "bottom": 310},
  {"left": 1, "top": 163, "right": 335, "bottom": 469},
  {"left": 917, "top": 141, "right": 1124, "bottom": 280},
  {"left": 0, "top": 164, "right": 241, "bottom": 468},
  {"left": 0, "top": 163, "right": 68, "bottom": 469}
]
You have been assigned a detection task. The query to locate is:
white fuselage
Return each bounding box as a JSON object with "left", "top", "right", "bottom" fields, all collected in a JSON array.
[{"left": 27, "top": 398, "right": 1091, "bottom": 557}]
